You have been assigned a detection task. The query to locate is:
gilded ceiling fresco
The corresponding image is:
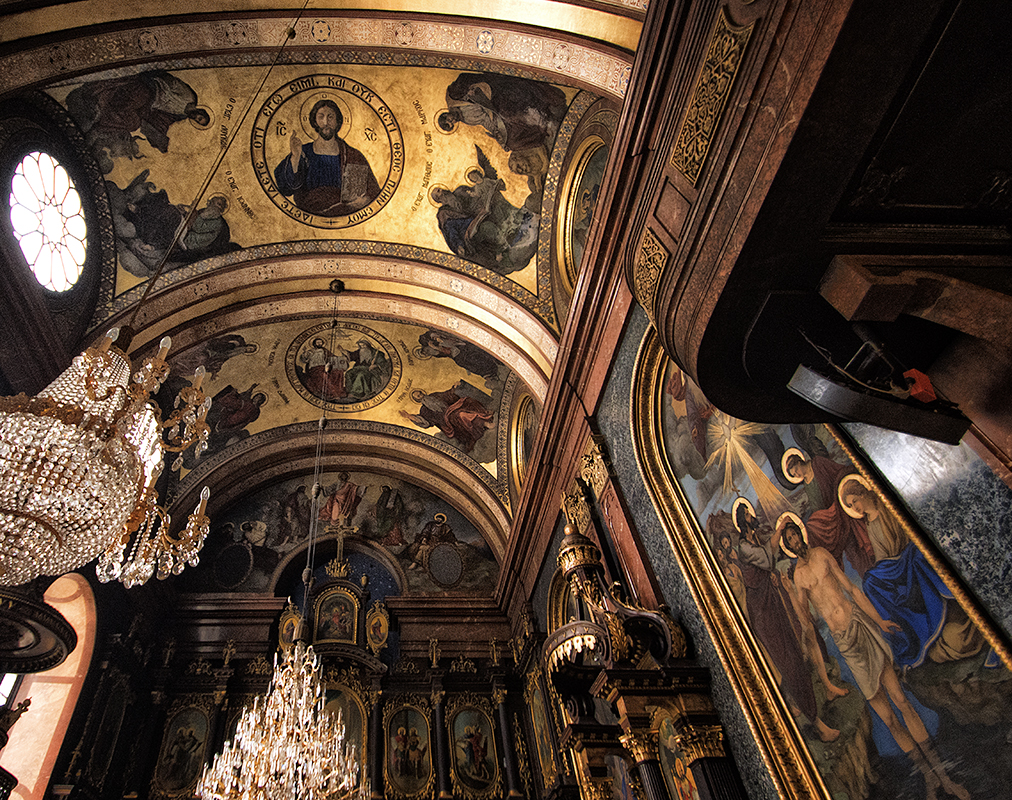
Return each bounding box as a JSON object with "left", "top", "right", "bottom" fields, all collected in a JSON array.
[
  {"left": 47, "top": 63, "right": 595, "bottom": 328},
  {"left": 160, "top": 316, "right": 517, "bottom": 481}
]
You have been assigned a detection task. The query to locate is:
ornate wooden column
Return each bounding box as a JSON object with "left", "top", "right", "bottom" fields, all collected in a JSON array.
[
  {"left": 674, "top": 722, "right": 744, "bottom": 800},
  {"left": 620, "top": 730, "right": 667, "bottom": 800},
  {"left": 368, "top": 681, "right": 384, "bottom": 799},
  {"left": 492, "top": 673, "right": 524, "bottom": 799},
  {"left": 430, "top": 670, "right": 452, "bottom": 800}
]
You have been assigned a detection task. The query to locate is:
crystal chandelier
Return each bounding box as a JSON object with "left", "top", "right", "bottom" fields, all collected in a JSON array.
[
  {"left": 0, "top": 326, "right": 212, "bottom": 587},
  {"left": 197, "top": 641, "right": 367, "bottom": 800}
]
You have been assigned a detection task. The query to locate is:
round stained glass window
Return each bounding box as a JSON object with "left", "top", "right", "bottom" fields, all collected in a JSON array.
[{"left": 8, "top": 151, "right": 87, "bottom": 292}]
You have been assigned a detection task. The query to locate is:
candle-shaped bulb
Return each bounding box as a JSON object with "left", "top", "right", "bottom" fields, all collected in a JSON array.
[
  {"left": 197, "top": 486, "right": 210, "bottom": 515},
  {"left": 157, "top": 336, "right": 172, "bottom": 360},
  {"left": 100, "top": 327, "right": 120, "bottom": 351},
  {"left": 192, "top": 364, "right": 206, "bottom": 390}
]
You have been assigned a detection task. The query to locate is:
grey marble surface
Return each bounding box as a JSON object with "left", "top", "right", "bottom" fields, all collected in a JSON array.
[
  {"left": 842, "top": 423, "right": 1012, "bottom": 639},
  {"left": 596, "top": 307, "right": 777, "bottom": 800}
]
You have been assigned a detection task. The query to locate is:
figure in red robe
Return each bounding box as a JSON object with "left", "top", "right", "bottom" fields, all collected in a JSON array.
[{"left": 783, "top": 450, "right": 875, "bottom": 577}]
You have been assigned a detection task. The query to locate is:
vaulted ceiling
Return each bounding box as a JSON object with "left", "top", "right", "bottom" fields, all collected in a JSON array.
[{"left": 0, "top": 2, "right": 639, "bottom": 605}]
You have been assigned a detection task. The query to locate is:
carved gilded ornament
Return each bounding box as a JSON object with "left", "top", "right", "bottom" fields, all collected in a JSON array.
[
  {"left": 492, "top": 687, "right": 508, "bottom": 706},
  {"left": 674, "top": 724, "right": 724, "bottom": 764},
  {"left": 245, "top": 655, "right": 272, "bottom": 676},
  {"left": 431, "top": 689, "right": 445, "bottom": 706},
  {"left": 187, "top": 658, "right": 212, "bottom": 675},
  {"left": 579, "top": 776, "right": 613, "bottom": 800},
  {"left": 659, "top": 609, "right": 689, "bottom": 659},
  {"left": 562, "top": 487, "right": 591, "bottom": 533},
  {"left": 450, "top": 654, "right": 478, "bottom": 673},
  {"left": 633, "top": 228, "right": 668, "bottom": 315},
  {"left": 579, "top": 436, "right": 610, "bottom": 499},
  {"left": 513, "top": 711, "right": 534, "bottom": 797},
  {"left": 620, "top": 730, "right": 660, "bottom": 764},
  {"left": 604, "top": 612, "right": 631, "bottom": 662},
  {"left": 670, "top": 9, "right": 755, "bottom": 184},
  {"left": 325, "top": 557, "right": 351, "bottom": 579}
]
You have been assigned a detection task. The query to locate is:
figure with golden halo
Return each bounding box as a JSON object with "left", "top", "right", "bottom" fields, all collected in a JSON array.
[
  {"left": 274, "top": 98, "right": 380, "bottom": 216},
  {"left": 838, "top": 475, "right": 982, "bottom": 667},
  {"left": 782, "top": 447, "right": 876, "bottom": 577},
  {"left": 732, "top": 498, "right": 844, "bottom": 742},
  {"left": 778, "top": 512, "right": 970, "bottom": 800}
]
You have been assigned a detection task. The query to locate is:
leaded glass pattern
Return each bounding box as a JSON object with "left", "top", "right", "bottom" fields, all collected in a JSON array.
[{"left": 9, "top": 151, "right": 87, "bottom": 292}]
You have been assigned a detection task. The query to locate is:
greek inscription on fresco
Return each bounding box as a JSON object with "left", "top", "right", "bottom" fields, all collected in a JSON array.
[{"left": 250, "top": 74, "right": 403, "bottom": 229}]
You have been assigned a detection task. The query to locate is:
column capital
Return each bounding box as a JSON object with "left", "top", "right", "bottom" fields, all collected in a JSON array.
[
  {"left": 619, "top": 730, "right": 658, "bottom": 764},
  {"left": 675, "top": 723, "right": 724, "bottom": 764}
]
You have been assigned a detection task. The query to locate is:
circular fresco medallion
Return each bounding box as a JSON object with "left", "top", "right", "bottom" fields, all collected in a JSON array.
[
  {"left": 251, "top": 74, "right": 403, "bottom": 228},
  {"left": 286, "top": 321, "right": 401, "bottom": 412}
]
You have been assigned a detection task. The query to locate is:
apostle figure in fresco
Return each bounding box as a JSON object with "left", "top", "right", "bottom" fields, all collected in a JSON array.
[
  {"left": 67, "top": 70, "right": 210, "bottom": 168},
  {"left": 344, "top": 339, "right": 391, "bottom": 399},
  {"left": 320, "top": 472, "right": 364, "bottom": 527},
  {"left": 371, "top": 485, "right": 406, "bottom": 546},
  {"left": 298, "top": 337, "right": 350, "bottom": 402},
  {"left": 438, "top": 72, "right": 567, "bottom": 158},
  {"left": 400, "top": 381, "right": 494, "bottom": 454},
  {"left": 279, "top": 484, "right": 312, "bottom": 546},
  {"left": 273, "top": 98, "right": 380, "bottom": 217},
  {"left": 185, "top": 382, "right": 266, "bottom": 464},
  {"left": 783, "top": 447, "right": 876, "bottom": 577},
  {"left": 433, "top": 146, "right": 539, "bottom": 275},
  {"left": 734, "top": 499, "right": 845, "bottom": 743},
  {"left": 108, "top": 173, "right": 240, "bottom": 277},
  {"left": 416, "top": 330, "right": 501, "bottom": 383},
  {"left": 779, "top": 514, "right": 970, "bottom": 800},
  {"left": 405, "top": 513, "right": 456, "bottom": 571}
]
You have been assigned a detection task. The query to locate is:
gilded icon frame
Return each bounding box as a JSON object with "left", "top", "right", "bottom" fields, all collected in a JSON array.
[
  {"left": 313, "top": 585, "right": 360, "bottom": 645},
  {"left": 632, "top": 328, "right": 1011, "bottom": 800},
  {"left": 447, "top": 694, "right": 500, "bottom": 798},
  {"left": 383, "top": 696, "right": 435, "bottom": 800}
]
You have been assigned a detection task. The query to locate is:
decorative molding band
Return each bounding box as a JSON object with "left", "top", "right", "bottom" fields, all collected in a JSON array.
[
  {"left": 1, "top": 15, "right": 634, "bottom": 100},
  {"left": 670, "top": 9, "right": 754, "bottom": 184}
]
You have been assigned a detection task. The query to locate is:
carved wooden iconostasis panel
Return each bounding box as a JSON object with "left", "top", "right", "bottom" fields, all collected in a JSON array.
[
  {"left": 384, "top": 696, "right": 435, "bottom": 800},
  {"left": 633, "top": 328, "right": 1012, "bottom": 800},
  {"left": 447, "top": 694, "right": 500, "bottom": 798},
  {"left": 150, "top": 696, "right": 214, "bottom": 800}
]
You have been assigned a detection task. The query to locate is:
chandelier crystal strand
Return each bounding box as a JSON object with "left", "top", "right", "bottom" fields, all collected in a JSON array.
[
  {"left": 197, "top": 641, "right": 368, "bottom": 800},
  {"left": 0, "top": 327, "right": 213, "bottom": 587}
]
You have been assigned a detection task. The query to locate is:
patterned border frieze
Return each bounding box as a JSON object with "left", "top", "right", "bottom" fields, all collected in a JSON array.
[
  {"left": 2, "top": 16, "right": 633, "bottom": 100},
  {"left": 670, "top": 9, "right": 754, "bottom": 184}
]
